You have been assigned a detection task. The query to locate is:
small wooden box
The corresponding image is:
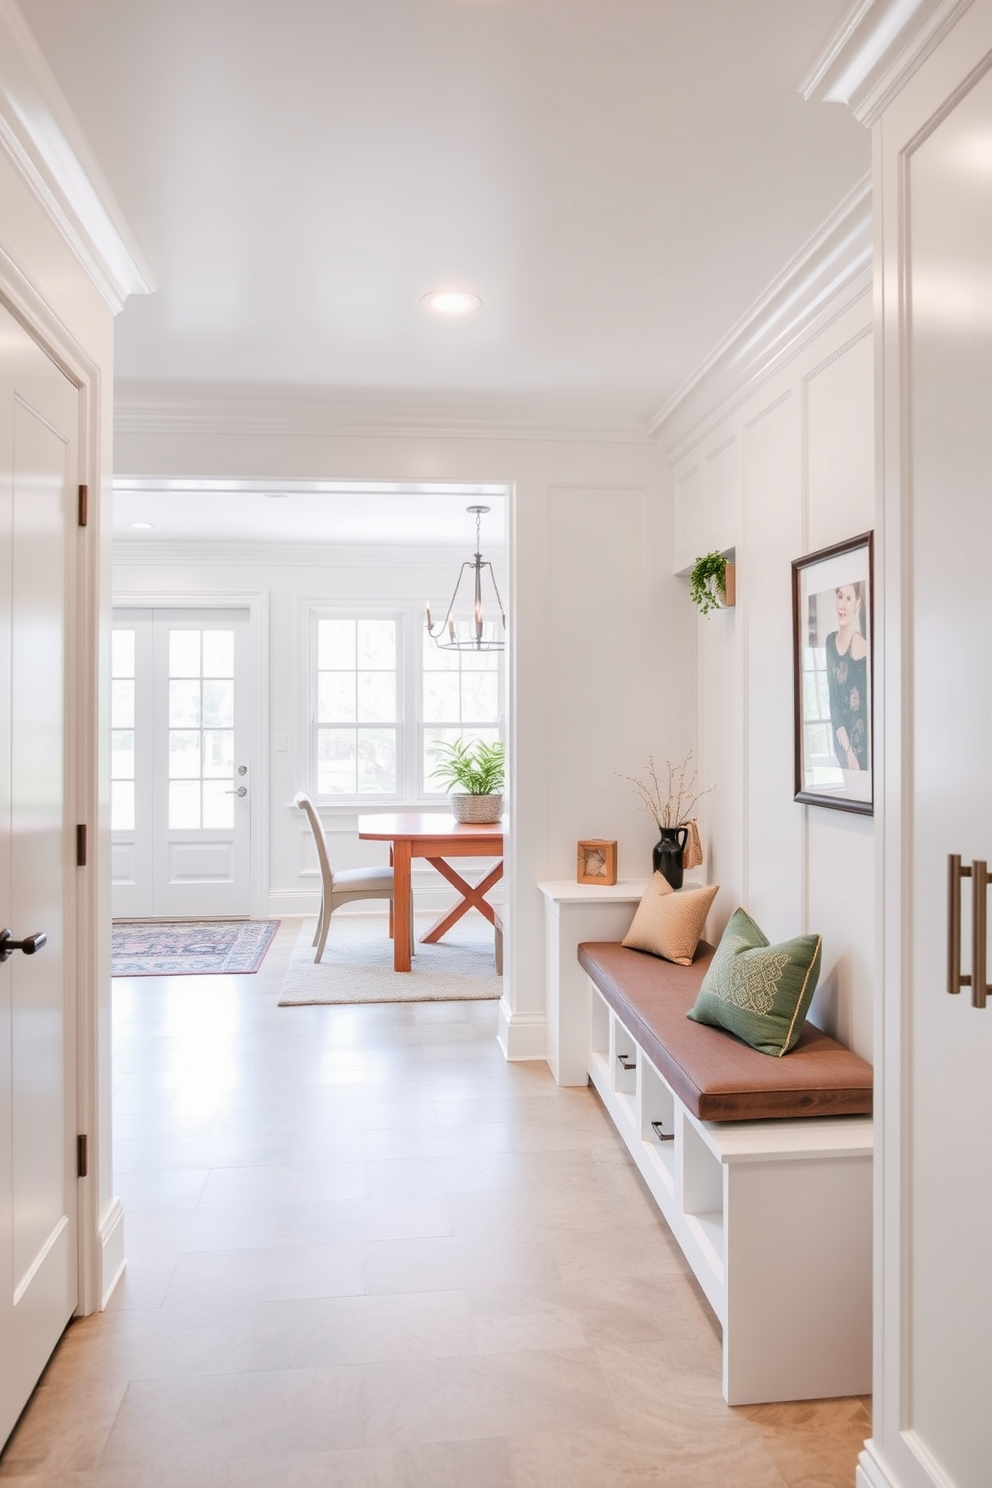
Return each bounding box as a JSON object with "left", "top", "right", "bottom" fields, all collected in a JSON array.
[{"left": 577, "top": 839, "right": 618, "bottom": 886}]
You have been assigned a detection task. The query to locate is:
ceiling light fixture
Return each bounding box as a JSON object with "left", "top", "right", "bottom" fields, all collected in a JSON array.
[
  {"left": 426, "top": 505, "right": 505, "bottom": 653},
  {"left": 129, "top": 521, "right": 154, "bottom": 530},
  {"left": 422, "top": 290, "right": 482, "bottom": 316}
]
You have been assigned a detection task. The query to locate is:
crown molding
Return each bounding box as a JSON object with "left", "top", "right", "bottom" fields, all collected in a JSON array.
[
  {"left": 649, "top": 174, "right": 872, "bottom": 450},
  {"left": 800, "top": 0, "right": 975, "bottom": 124},
  {"left": 0, "top": 0, "right": 153, "bottom": 311},
  {"left": 112, "top": 384, "right": 653, "bottom": 444}
]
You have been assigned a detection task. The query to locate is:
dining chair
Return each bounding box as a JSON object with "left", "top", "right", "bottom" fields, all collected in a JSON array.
[{"left": 294, "top": 792, "right": 407, "bottom": 963}]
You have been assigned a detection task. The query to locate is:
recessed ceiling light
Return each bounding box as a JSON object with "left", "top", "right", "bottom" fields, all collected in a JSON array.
[
  {"left": 422, "top": 290, "right": 482, "bottom": 316},
  {"left": 129, "top": 521, "right": 154, "bottom": 530}
]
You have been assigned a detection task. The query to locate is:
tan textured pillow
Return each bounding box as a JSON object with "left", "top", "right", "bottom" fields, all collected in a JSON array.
[{"left": 622, "top": 872, "right": 719, "bottom": 966}]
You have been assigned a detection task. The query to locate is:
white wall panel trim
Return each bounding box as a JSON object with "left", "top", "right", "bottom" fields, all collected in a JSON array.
[
  {"left": 0, "top": 0, "right": 152, "bottom": 309},
  {"left": 652, "top": 177, "right": 872, "bottom": 453}
]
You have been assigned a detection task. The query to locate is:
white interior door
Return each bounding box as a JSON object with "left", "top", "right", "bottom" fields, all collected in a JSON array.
[
  {"left": 901, "top": 58, "right": 992, "bottom": 1487},
  {"left": 0, "top": 304, "right": 78, "bottom": 1447},
  {"left": 111, "top": 607, "right": 252, "bottom": 919}
]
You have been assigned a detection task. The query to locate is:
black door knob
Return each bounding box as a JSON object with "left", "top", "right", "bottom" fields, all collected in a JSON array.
[{"left": 0, "top": 929, "right": 48, "bottom": 963}]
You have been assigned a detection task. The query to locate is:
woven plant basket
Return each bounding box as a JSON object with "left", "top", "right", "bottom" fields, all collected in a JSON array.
[{"left": 450, "top": 793, "right": 503, "bottom": 824}]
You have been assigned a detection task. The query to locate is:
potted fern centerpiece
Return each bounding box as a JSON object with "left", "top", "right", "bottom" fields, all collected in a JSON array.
[{"left": 431, "top": 737, "right": 506, "bottom": 823}]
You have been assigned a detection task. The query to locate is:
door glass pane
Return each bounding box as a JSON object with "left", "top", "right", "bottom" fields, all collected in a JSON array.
[
  {"left": 203, "top": 780, "right": 234, "bottom": 829},
  {"left": 317, "top": 728, "right": 356, "bottom": 795},
  {"left": 202, "top": 629, "right": 234, "bottom": 676},
  {"left": 169, "top": 629, "right": 201, "bottom": 677},
  {"left": 169, "top": 780, "right": 200, "bottom": 829},
  {"left": 202, "top": 729, "right": 234, "bottom": 778},
  {"left": 357, "top": 728, "right": 397, "bottom": 793},
  {"left": 111, "top": 779, "right": 134, "bottom": 832},
  {"left": 112, "top": 678, "right": 134, "bottom": 728},
  {"left": 169, "top": 730, "right": 201, "bottom": 778},
  {"left": 112, "top": 629, "right": 135, "bottom": 677},
  {"left": 170, "top": 679, "right": 201, "bottom": 727},
  {"left": 112, "top": 730, "right": 135, "bottom": 779},
  {"left": 202, "top": 679, "right": 234, "bottom": 728}
]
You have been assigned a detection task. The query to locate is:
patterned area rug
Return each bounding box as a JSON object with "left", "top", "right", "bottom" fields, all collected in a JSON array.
[
  {"left": 112, "top": 919, "right": 280, "bottom": 977},
  {"left": 278, "top": 912, "right": 501, "bottom": 1006}
]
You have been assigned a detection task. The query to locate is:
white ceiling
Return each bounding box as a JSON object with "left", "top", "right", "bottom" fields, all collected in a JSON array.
[{"left": 20, "top": 0, "right": 868, "bottom": 429}]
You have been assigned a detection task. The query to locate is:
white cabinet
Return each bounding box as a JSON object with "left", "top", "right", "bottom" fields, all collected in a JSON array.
[
  {"left": 869, "top": 5, "right": 992, "bottom": 1484},
  {"left": 588, "top": 979, "right": 873, "bottom": 1407}
]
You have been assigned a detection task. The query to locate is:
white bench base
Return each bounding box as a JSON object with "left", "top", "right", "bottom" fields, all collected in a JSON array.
[{"left": 588, "top": 975, "right": 873, "bottom": 1406}]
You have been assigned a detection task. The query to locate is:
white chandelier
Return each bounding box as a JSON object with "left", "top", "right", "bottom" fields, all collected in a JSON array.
[{"left": 425, "top": 504, "right": 506, "bottom": 653}]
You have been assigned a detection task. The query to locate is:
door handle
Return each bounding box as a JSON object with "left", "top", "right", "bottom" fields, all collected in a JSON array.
[
  {"left": 0, "top": 929, "right": 48, "bottom": 963},
  {"left": 947, "top": 854, "right": 989, "bottom": 1008},
  {"left": 225, "top": 786, "right": 247, "bottom": 797},
  {"left": 973, "top": 859, "right": 990, "bottom": 1009}
]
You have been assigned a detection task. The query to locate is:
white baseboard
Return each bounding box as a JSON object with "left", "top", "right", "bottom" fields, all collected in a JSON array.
[
  {"left": 98, "top": 1196, "right": 126, "bottom": 1309},
  {"left": 857, "top": 1445, "right": 899, "bottom": 1488},
  {"left": 497, "top": 1000, "right": 547, "bottom": 1062}
]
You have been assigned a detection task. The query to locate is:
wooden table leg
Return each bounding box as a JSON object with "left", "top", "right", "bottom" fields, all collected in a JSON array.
[
  {"left": 420, "top": 859, "right": 503, "bottom": 944},
  {"left": 392, "top": 839, "right": 413, "bottom": 971}
]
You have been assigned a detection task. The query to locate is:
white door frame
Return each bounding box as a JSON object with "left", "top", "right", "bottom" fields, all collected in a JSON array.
[{"left": 111, "top": 591, "right": 270, "bottom": 920}]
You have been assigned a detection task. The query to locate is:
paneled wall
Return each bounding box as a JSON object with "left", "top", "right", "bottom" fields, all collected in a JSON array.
[{"left": 667, "top": 295, "right": 874, "bottom": 1060}]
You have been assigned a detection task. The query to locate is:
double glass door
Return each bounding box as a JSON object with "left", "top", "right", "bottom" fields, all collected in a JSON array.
[{"left": 111, "top": 608, "right": 251, "bottom": 919}]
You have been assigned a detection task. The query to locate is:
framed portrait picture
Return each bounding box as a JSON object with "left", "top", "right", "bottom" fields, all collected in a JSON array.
[
  {"left": 792, "top": 532, "right": 874, "bottom": 816},
  {"left": 576, "top": 839, "right": 618, "bottom": 885}
]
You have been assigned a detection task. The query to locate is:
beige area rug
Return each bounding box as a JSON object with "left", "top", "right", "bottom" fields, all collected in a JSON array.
[{"left": 277, "top": 912, "right": 502, "bottom": 1006}]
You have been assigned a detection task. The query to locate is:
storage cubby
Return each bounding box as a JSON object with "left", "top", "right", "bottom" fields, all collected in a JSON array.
[
  {"left": 612, "top": 1025, "right": 638, "bottom": 1097},
  {"left": 590, "top": 985, "right": 610, "bottom": 1059},
  {"left": 681, "top": 1116, "right": 725, "bottom": 1271},
  {"left": 640, "top": 1057, "right": 677, "bottom": 1191}
]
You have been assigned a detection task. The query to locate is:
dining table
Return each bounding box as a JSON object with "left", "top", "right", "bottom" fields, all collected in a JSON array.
[{"left": 356, "top": 812, "right": 503, "bottom": 972}]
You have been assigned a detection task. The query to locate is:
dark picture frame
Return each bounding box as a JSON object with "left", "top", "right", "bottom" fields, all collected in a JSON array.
[{"left": 792, "top": 532, "right": 874, "bottom": 816}]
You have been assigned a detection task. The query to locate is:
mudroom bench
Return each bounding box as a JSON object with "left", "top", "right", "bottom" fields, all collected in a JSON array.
[{"left": 579, "top": 940, "right": 874, "bottom": 1407}]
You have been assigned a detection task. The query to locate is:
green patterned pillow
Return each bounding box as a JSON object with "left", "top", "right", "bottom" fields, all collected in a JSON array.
[{"left": 686, "top": 907, "right": 822, "bottom": 1057}]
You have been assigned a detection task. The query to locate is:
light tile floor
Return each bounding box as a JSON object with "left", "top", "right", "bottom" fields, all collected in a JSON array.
[{"left": 0, "top": 918, "right": 871, "bottom": 1486}]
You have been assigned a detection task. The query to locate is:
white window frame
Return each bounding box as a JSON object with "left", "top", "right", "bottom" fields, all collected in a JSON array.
[{"left": 306, "top": 603, "right": 505, "bottom": 806}]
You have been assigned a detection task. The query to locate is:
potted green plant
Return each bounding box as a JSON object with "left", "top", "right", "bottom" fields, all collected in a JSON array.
[
  {"left": 688, "top": 551, "right": 736, "bottom": 614},
  {"left": 430, "top": 737, "right": 506, "bottom": 823}
]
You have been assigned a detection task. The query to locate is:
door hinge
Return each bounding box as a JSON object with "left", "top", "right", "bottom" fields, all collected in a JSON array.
[
  {"left": 77, "top": 1134, "right": 88, "bottom": 1178},
  {"left": 78, "top": 484, "right": 88, "bottom": 527},
  {"left": 76, "top": 824, "right": 87, "bottom": 866}
]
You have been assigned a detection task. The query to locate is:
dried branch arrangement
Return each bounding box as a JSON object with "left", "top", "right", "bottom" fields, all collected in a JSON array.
[{"left": 619, "top": 752, "right": 712, "bottom": 830}]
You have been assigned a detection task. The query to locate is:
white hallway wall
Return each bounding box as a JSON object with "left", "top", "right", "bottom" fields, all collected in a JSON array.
[
  {"left": 665, "top": 292, "right": 875, "bottom": 1061},
  {"left": 113, "top": 424, "right": 692, "bottom": 1056}
]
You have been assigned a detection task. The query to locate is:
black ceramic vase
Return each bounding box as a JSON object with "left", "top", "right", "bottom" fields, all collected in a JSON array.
[{"left": 653, "top": 826, "right": 688, "bottom": 890}]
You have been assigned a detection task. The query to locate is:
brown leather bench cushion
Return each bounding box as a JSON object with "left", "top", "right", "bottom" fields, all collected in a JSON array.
[{"left": 578, "top": 940, "right": 873, "bottom": 1122}]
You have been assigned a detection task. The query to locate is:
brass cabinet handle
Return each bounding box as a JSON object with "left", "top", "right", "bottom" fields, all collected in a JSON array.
[
  {"left": 973, "top": 859, "right": 989, "bottom": 1010},
  {"left": 948, "top": 855, "right": 970, "bottom": 995},
  {"left": 947, "top": 855, "right": 990, "bottom": 1008}
]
